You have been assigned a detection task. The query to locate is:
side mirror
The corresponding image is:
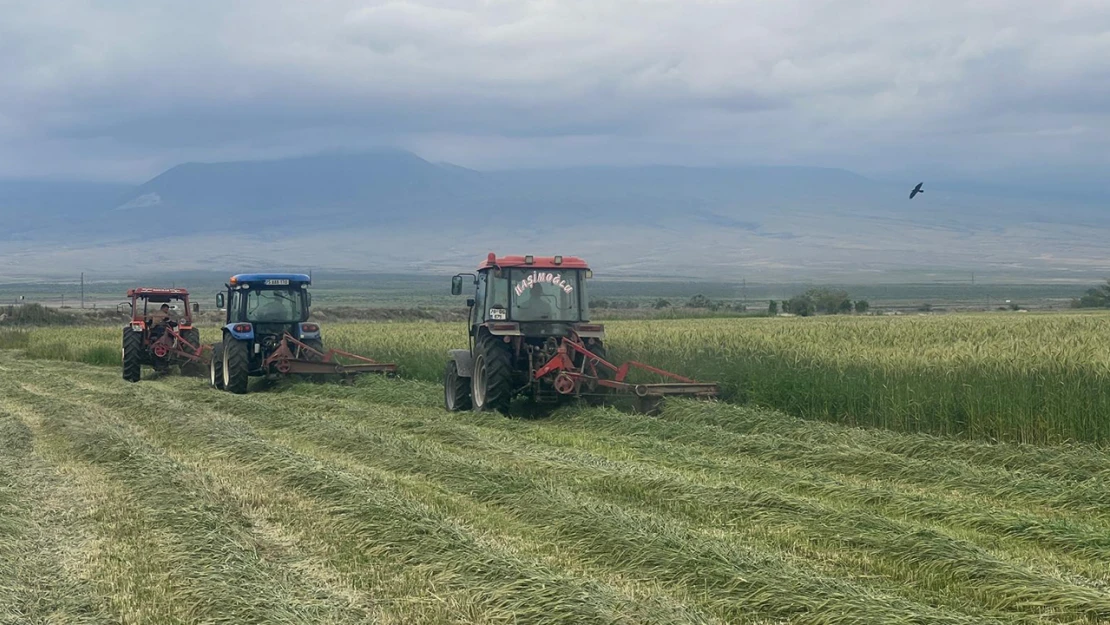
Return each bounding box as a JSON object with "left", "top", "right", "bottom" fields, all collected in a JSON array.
[
  {"left": 215, "top": 293, "right": 225, "bottom": 309},
  {"left": 451, "top": 275, "right": 463, "bottom": 296},
  {"left": 466, "top": 297, "right": 475, "bottom": 308},
  {"left": 192, "top": 303, "right": 199, "bottom": 313}
]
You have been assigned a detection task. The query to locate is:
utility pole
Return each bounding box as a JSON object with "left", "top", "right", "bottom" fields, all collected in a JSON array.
[{"left": 80, "top": 272, "right": 85, "bottom": 309}]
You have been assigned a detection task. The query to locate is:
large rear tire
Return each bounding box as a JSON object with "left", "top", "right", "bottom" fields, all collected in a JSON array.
[
  {"left": 222, "top": 335, "right": 250, "bottom": 394},
  {"left": 122, "top": 328, "right": 142, "bottom": 383},
  {"left": 209, "top": 342, "right": 224, "bottom": 389},
  {"left": 471, "top": 336, "right": 513, "bottom": 414},
  {"left": 301, "top": 338, "right": 324, "bottom": 362},
  {"left": 179, "top": 329, "right": 204, "bottom": 376},
  {"left": 444, "top": 360, "right": 472, "bottom": 412}
]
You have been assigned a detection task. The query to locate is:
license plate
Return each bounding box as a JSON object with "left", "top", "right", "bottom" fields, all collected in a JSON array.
[
  {"left": 489, "top": 308, "right": 507, "bottom": 320},
  {"left": 264, "top": 279, "right": 290, "bottom": 286}
]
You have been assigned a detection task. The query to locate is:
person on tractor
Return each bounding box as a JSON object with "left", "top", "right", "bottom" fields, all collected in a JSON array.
[
  {"left": 149, "top": 303, "right": 177, "bottom": 339},
  {"left": 517, "top": 282, "right": 554, "bottom": 319}
]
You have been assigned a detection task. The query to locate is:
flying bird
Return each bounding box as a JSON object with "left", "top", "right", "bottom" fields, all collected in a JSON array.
[{"left": 909, "top": 182, "right": 924, "bottom": 199}]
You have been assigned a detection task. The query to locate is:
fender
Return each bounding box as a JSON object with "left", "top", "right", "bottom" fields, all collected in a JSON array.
[
  {"left": 224, "top": 322, "right": 255, "bottom": 341},
  {"left": 573, "top": 323, "right": 606, "bottom": 340},
  {"left": 448, "top": 349, "right": 474, "bottom": 377}
]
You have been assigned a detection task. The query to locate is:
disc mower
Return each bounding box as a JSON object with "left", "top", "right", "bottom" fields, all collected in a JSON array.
[
  {"left": 443, "top": 253, "right": 719, "bottom": 414},
  {"left": 209, "top": 273, "right": 396, "bottom": 394},
  {"left": 121, "top": 287, "right": 208, "bottom": 382}
]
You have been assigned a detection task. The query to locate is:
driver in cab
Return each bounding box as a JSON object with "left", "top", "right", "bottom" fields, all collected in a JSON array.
[
  {"left": 518, "top": 282, "right": 555, "bottom": 319},
  {"left": 148, "top": 303, "right": 177, "bottom": 338}
]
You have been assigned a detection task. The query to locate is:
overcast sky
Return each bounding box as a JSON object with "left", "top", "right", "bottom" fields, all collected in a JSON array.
[{"left": 2, "top": 0, "right": 1109, "bottom": 182}]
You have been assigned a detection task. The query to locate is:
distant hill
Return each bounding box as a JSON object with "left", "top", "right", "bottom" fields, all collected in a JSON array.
[
  {"left": 2, "top": 150, "right": 1109, "bottom": 282},
  {"left": 0, "top": 180, "right": 132, "bottom": 239}
]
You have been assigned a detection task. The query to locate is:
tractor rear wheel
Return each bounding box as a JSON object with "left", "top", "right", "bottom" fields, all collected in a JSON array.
[
  {"left": 471, "top": 336, "right": 513, "bottom": 414},
  {"left": 179, "top": 329, "right": 204, "bottom": 376},
  {"left": 122, "top": 328, "right": 142, "bottom": 383},
  {"left": 301, "top": 338, "right": 324, "bottom": 362},
  {"left": 209, "top": 343, "right": 224, "bottom": 389},
  {"left": 444, "top": 360, "right": 471, "bottom": 412},
  {"left": 222, "top": 336, "right": 250, "bottom": 394}
]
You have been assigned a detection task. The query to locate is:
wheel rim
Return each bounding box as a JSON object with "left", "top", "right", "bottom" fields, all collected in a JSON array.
[
  {"left": 472, "top": 354, "right": 486, "bottom": 408},
  {"left": 444, "top": 365, "right": 455, "bottom": 410},
  {"left": 210, "top": 357, "right": 218, "bottom": 386},
  {"left": 223, "top": 344, "right": 231, "bottom": 387}
]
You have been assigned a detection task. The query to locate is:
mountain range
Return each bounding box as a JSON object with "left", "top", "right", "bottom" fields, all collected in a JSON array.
[{"left": 2, "top": 149, "right": 1108, "bottom": 282}]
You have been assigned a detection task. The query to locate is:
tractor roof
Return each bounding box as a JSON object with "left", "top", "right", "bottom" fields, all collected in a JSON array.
[
  {"left": 128, "top": 287, "right": 190, "bottom": 298},
  {"left": 478, "top": 253, "right": 589, "bottom": 271},
  {"left": 229, "top": 273, "right": 311, "bottom": 285}
]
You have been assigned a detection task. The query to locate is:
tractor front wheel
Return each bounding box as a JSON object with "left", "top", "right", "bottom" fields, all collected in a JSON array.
[
  {"left": 471, "top": 336, "right": 513, "bottom": 414},
  {"left": 122, "top": 328, "right": 142, "bottom": 383},
  {"left": 444, "top": 360, "right": 471, "bottom": 412},
  {"left": 209, "top": 342, "right": 224, "bottom": 390},
  {"left": 222, "top": 336, "right": 250, "bottom": 394}
]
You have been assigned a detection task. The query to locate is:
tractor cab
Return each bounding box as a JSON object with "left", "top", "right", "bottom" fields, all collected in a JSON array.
[
  {"left": 451, "top": 253, "right": 603, "bottom": 343},
  {"left": 216, "top": 273, "right": 316, "bottom": 346},
  {"left": 126, "top": 287, "right": 198, "bottom": 329}
]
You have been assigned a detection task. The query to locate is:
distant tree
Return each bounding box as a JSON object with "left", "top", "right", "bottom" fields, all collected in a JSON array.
[
  {"left": 768, "top": 300, "right": 778, "bottom": 315},
  {"left": 782, "top": 300, "right": 789, "bottom": 313},
  {"left": 918, "top": 303, "right": 933, "bottom": 312},
  {"left": 591, "top": 298, "right": 610, "bottom": 309},
  {"left": 686, "top": 294, "right": 712, "bottom": 308},
  {"left": 787, "top": 295, "right": 816, "bottom": 317},
  {"left": 653, "top": 298, "right": 671, "bottom": 309},
  {"left": 1009, "top": 302, "right": 1021, "bottom": 311},
  {"left": 802, "top": 288, "right": 851, "bottom": 314},
  {"left": 1074, "top": 279, "right": 1110, "bottom": 308},
  {"left": 854, "top": 300, "right": 870, "bottom": 313}
]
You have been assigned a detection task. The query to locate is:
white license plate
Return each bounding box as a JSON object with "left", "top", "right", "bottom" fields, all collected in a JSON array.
[
  {"left": 264, "top": 279, "right": 290, "bottom": 285},
  {"left": 489, "top": 308, "right": 507, "bottom": 320}
]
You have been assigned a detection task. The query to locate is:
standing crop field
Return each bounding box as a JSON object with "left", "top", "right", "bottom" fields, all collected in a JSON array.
[
  {"left": 4, "top": 312, "right": 1110, "bottom": 443},
  {"left": 1, "top": 354, "right": 1109, "bottom": 624}
]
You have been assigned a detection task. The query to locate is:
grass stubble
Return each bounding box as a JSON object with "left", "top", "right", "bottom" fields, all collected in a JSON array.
[{"left": 1, "top": 353, "right": 1108, "bottom": 623}]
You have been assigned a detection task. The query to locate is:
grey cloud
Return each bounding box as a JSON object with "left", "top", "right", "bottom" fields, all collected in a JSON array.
[{"left": 1, "top": 0, "right": 1109, "bottom": 180}]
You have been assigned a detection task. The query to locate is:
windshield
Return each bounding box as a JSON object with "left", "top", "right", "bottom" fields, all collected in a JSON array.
[
  {"left": 507, "top": 268, "right": 582, "bottom": 322},
  {"left": 140, "top": 297, "right": 188, "bottom": 322},
  {"left": 244, "top": 288, "right": 306, "bottom": 323}
]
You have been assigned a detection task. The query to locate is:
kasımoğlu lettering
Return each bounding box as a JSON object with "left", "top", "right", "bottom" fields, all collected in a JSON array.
[{"left": 514, "top": 271, "right": 574, "bottom": 297}]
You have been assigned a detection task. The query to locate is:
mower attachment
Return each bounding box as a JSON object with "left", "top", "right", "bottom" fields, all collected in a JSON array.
[
  {"left": 535, "top": 336, "right": 719, "bottom": 411},
  {"left": 262, "top": 333, "right": 397, "bottom": 377}
]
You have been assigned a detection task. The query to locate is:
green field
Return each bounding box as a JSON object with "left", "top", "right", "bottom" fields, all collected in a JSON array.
[
  {"left": 2, "top": 355, "right": 1109, "bottom": 624},
  {"left": 5, "top": 312, "right": 1110, "bottom": 443}
]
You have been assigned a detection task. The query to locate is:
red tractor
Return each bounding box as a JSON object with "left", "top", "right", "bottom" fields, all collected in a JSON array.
[
  {"left": 444, "top": 253, "right": 719, "bottom": 414},
  {"left": 121, "top": 287, "right": 207, "bottom": 382}
]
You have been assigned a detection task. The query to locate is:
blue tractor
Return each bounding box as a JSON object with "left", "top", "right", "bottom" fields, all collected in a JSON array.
[{"left": 209, "top": 273, "right": 396, "bottom": 394}]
